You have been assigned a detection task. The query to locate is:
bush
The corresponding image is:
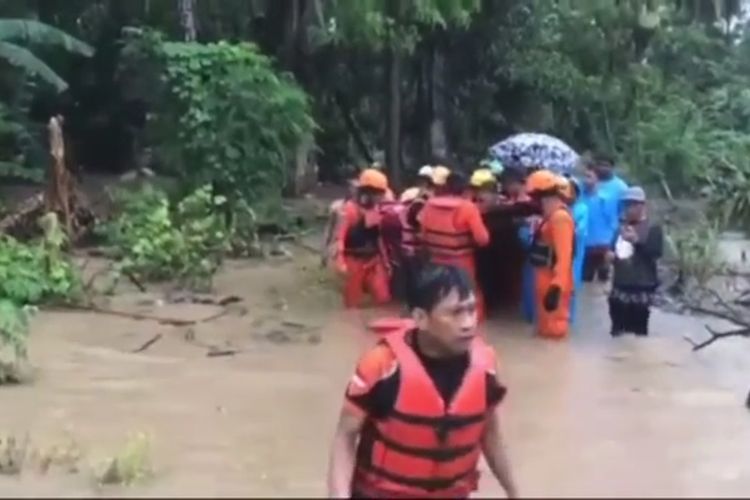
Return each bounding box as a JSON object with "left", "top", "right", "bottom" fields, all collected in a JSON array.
[
  {"left": 120, "top": 30, "right": 314, "bottom": 210},
  {"left": 103, "top": 184, "right": 229, "bottom": 290},
  {"left": 0, "top": 213, "right": 78, "bottom": 376}
]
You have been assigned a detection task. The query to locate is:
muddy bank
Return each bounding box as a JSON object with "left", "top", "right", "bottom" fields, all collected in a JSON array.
[{"left": 0, "top": 256, "right": 749, "bottom": 497}]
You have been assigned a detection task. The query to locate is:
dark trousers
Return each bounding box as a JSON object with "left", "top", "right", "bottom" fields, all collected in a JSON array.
[
  {"left": 583, "top": 246, "right": 610, "bottom": 283},
  {"left": 392, "top": 254, "right": 423, "bottom": 308},
  {"left": 608, "top": 297, "right": 650, "bottom": 336}
]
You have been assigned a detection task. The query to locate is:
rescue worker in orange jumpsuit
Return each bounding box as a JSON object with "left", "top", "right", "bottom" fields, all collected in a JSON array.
[
  {"left": 322, "top": 178, "right": 359, "bottom": 269},
  {"left": 525, "top": 170, "right": 575, "bottom": 339},
  {"left": 327, "top": 264, "right": 518, "bottom": 499},
  {"left": 336, "top": 169, "right": 392, "bottom": 308},
  {"left": 418, "top": 172, "right": 491, "bottom": 322}
]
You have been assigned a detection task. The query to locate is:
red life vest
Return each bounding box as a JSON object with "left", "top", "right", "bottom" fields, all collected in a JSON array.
[
  {"left": 351, "top": 324, "right": 491, "bottom": 499},
  {"left": 420, "top": 197, "right": 474, "bottom": 263}
]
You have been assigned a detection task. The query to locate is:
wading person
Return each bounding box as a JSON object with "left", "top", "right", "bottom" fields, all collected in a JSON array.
[
  {"left": 322, "top": 178, "right": 359, "bottom": 269},
  {"left": 525, "top": 170, "right": 575, "bottom": 339},
  {"left": 419, "top": 172, "right": 490, "bottom": 321},
  {"left": 560, "top": 176, "right": 589, "bottom": 325},
  {"left": 608, "top": 186, "right": 663, "bottom": 337},
  {"left": 581, "top": 162, "right": 618, "bottom": 283},
  {"left": 327, "top": 264, "right": 518, "bottom": 499},
  {"left": 469, "top": 168, "right": 498, "bottom": 207},
  {"left": 335, "top": 169, "right": 392, "bottom": 308}
]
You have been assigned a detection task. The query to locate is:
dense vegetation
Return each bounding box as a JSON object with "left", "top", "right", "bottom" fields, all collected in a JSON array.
[{"left": 1, "top": 0, "right": 750, "bottom": 363}]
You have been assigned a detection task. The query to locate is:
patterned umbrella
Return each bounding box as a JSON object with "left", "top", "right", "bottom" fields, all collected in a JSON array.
[{"left": 489, "top": 133, "right": 579, "bottom": 175}]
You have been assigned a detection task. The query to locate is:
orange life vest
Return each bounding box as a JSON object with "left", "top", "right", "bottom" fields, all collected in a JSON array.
[
  {"left": 529, "top": 206, "right": 575, "bottom": 268},
  {"left": 420, "top": 197, "right": 474, "bottom": 263},
  {"left": 351, "top": 325, "right": 491, "bottom": 499}
]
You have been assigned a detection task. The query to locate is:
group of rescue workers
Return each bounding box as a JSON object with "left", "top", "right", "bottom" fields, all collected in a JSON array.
[
  {"left": 323, "top": 154, "right": 656, "bottom": 339},
  {"left": 326, "top": 156, "right": 664, "bottom": 498}
]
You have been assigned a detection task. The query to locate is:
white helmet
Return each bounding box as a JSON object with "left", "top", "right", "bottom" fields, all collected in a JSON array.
[{"left": 418, "top": 165, "right": 434, "bottom": 178}]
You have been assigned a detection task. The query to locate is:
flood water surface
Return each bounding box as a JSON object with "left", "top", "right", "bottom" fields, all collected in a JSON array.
[{"left": 0, "top": 258, "right": 748, "bottom": 497}]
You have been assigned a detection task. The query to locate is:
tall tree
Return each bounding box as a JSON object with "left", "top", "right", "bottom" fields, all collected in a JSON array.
[{"left": 178, "top": 0, "right": 196, "bottom": 41}]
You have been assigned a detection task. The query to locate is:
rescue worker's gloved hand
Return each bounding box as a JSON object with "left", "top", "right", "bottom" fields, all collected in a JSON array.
[{"left": 543, "top": 285, "right": 561, "bottom": 312}]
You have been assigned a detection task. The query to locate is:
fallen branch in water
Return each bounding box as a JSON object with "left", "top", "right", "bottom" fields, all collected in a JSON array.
[
  {"left": 683, "top": 325, "right": 750, "bottom": 351},
  {"left": 680, "top": 285, "right": 750, "bottom": 350},
  {"left": 132, "top": 333, "right": 163, "bottom": 353},
  {"left": 60, "top": 304, "right": 230, "bottom": 326}
]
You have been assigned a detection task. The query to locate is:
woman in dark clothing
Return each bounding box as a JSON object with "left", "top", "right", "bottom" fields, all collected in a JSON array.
[{"left": 607, "top": 186, "right": 663, "bottom": 337}]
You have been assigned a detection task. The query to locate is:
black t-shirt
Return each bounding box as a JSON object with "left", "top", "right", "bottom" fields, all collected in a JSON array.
[{"left": 347, "top": 332, "right": 506, "bottom": 420}]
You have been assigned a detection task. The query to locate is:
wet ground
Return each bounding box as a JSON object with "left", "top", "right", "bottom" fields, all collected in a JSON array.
[{"left": 0, "top": 253, "right": 749, "bottom": 497}]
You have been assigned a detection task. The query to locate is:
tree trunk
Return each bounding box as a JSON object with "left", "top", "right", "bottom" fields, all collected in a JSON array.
[
  {"left": 386, "top": 45, "right": 403, "bottom": 188},
  {"left": 429, "top": 41, "right": 449, "bottom": 161},
  {"left": 178, "top": 0, "right": 197, "bottom": 42}
]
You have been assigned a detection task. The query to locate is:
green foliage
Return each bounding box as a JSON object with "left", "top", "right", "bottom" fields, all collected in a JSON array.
[
  {"left": 0, "top": 18, "right": 93, "bottom": 92},
  {"left": 0, "top": 213, "right": 79, "bottom": 370},
  {"left": 0, "top": 235, "right": 79, "bottom": 305},
  {"left": 104, "top": 184, "right": 230, "bottom": 290},
  {"left": 665, "top": 219, "right": 725, "bottom": 287},
  {"left": 120, "top": 31, "right": 314, "bottom": 209},
  {"left": 0, "top": 300, "right": 34, "bottom": 361}
]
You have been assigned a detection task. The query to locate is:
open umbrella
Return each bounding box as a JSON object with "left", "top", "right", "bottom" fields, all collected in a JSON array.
[{"left": 489, "top": 133, "right": 579, "bottom": 175}]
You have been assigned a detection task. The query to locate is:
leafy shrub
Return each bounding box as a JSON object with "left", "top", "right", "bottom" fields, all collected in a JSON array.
[
  {"left": 120, "top": 30, "right": 314, "bottom": 210},
  {"left": 665, "top": 220, "right": 725, "bottom": 288},
  {"left": 0, "top": 235, "right": 80, "bottom": 305},
  {"left": 0, "top": 213, "right": 78, "bottom": 376},
  {"left": 104, "top": 184, "right": 229, "bottom": 290},
  {"left": 97, "top": 432, "right": 153, "bottom": 486}
]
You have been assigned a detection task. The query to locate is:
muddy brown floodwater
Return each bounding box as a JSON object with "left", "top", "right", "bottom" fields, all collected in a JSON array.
[{"left": 0, "top": 253, "right": 749, "bottom": 498}]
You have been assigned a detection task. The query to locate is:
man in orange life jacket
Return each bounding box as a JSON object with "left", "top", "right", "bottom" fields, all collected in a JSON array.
[
  {"left": 418, "top": 172, "right": 490, "bottom": 321},
  {"left": 327, "top": 264, "right": 518, "bottom": 499},
  {"left": 525, "top": 170, "right": 575, "bottom": 339},
  {"left": 336, "top": 169, "right": 392, "bottom": 308}
]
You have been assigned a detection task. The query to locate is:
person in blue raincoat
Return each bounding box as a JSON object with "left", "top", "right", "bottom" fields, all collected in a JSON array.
[
  {"left": 561, "top": 176, "right": 589, "bottom": 325},
  {"left": 581, "top": 160, "right": 621, "bottom": 282},
  {"left": 592, "top": 154, "right": 628, "bottom": 279}
]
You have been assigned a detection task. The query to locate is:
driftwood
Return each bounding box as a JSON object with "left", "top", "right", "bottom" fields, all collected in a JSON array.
[
  {"left": 132, "top": 333, "right": 163, "bottom": 353},
  {"left": 683, "top": 286, "right": 750, "bottom": 351},
  {"left": 61, "top": 304, "right": 230, "bottom": 326}
]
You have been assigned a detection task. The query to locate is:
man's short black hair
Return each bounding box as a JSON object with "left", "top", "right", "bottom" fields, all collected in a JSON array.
[
  {"left": 593, "top": 153, "right": 614, "bottom": 168},
  {"left": 445, "top": 172, "right": 468, "bottom": 196},
  {"left": 408, "top": 264, "right": 474, "bottom": 312},
  {"left": 500, "top": 166, "right": 525, "bottom": 184}
]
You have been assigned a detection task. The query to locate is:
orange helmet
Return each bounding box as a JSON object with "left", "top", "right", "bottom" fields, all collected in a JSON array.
[
  {"left": 358, "top": 168, "right": 389, "bottom": 191},
  {"left": 525, "top": 169, "right": 560, "bottom": 195}
]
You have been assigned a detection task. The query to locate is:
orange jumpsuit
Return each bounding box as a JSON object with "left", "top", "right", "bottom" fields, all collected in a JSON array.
[
  {"left": 531, "top": 202, "right": 575, "bottom": 338},
  {"left": 418, "top": 196, "right": 490, "bottom": 321},
  {"left": 336, "top": 200, "right": 391, "bottom": 308}
]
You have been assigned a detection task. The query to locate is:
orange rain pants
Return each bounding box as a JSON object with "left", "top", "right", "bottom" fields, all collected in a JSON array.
[
  {"left": 336, "top": 200, "right": 391, "bottom": 309},
  {"left": 534, "top": 203, "right": 575, "bottom": 339},
  {"left": 341, "top": 256, "right": 391, "bottom": 308}
]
